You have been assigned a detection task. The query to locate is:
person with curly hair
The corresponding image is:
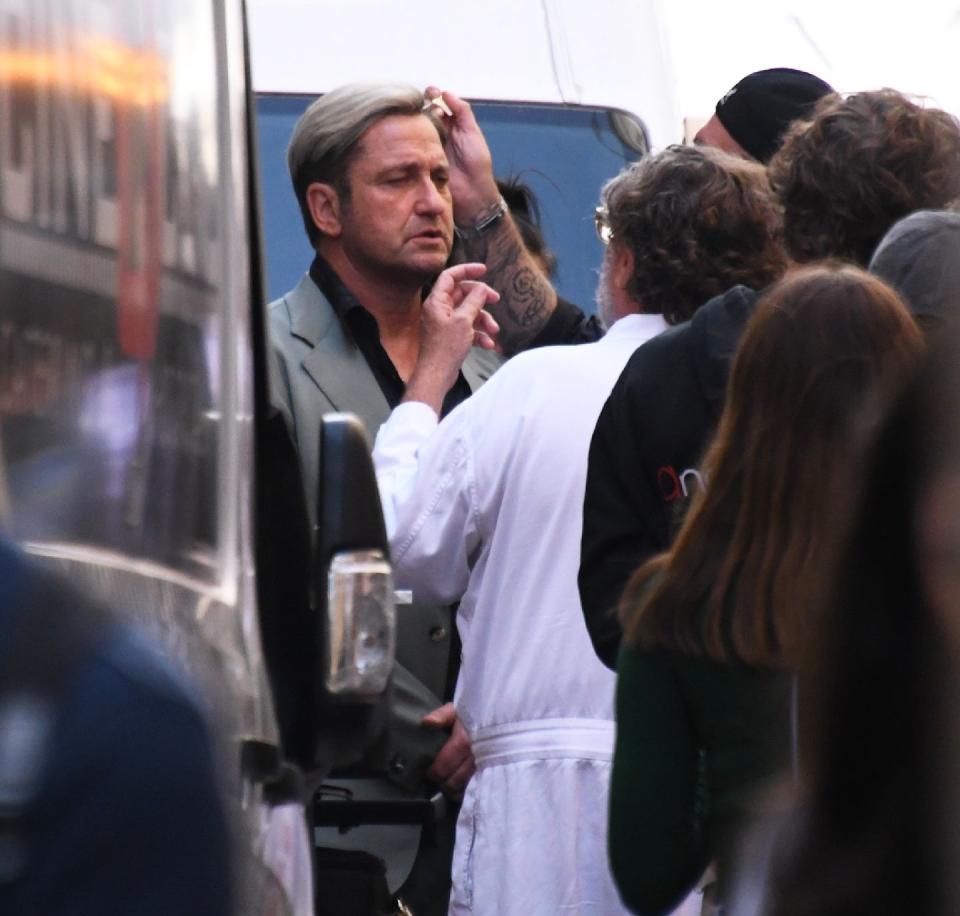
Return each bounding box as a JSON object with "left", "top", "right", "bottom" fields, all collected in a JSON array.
[
  {"left": 593, "top": 146, "right": 787, "bottom": 327},
  {"left": 578, "top": 89, "right": 960, "bottom": 669},
  {"left": 609, "top": 265, "right": 923, "bottom": 914},
  {"left": 768, "top": 89, "right": 960, "bottom": 267},
  {"left": 368, "top": 145, "right": 786, "bottom": 915}
]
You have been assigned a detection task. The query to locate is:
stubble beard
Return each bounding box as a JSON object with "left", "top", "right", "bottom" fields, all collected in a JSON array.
[
  {"left": 348, "top": 239, "right": 450, "bottom": 297},
  {"left": 595, "top": 254, "right": 618, "bottom": 329}
]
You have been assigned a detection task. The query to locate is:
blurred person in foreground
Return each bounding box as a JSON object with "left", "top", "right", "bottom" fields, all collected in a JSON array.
[
  {"left": 869, "top": 208, "right": 960, "bottom": 337},
  {"left": 579, "top": 88, "right": 960, "bottom": 669},
  {"left": 728, "top": 326, "right": 960, "bottom": 916},
  {"left": 609, "top": 265, "right": 923, "bottom": 915},
  {"left": 0, "top": 538, "right": 233, "bottom": 915},
  {"left": 371, "top": 145, "right": 787, "bottom": 915},
  {"left": 694, "top": 68, "right": 833, "bottom": 162}
]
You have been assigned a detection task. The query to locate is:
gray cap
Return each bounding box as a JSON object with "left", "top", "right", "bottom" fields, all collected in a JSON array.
[{"left": 869, "top": 210, "right": 960, "bottom": 328}]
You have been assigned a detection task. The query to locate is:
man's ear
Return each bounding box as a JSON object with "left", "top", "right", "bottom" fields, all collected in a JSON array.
[{"left": 306, "top": 182, "right": 343, "bottom": 238}]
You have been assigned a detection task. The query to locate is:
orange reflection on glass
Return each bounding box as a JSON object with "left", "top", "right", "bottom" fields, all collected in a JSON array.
[{"left": 0, "top": 36, "right": 168, "bottom": 107}]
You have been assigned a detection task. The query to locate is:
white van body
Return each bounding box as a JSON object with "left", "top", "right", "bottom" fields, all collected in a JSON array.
[{"left": 249, "top": 0, "right": 681, "bottom": 150}]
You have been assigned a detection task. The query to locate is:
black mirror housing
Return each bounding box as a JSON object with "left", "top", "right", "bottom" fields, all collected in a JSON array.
[{"left": 309, "top": 413, "right": 396, "bottom": 776}]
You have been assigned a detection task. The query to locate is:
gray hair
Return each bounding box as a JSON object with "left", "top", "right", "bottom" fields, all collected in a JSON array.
[
  {"left": 869, "top": 209, "right": 960, "bottom": 335},
  {"left": 287, "top": 82, "right": 436, "bottom": 246}
]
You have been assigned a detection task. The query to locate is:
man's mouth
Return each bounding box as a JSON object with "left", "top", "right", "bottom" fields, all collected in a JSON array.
[{"left": 413, "top": 228, "right": 447, "bottom": 242}]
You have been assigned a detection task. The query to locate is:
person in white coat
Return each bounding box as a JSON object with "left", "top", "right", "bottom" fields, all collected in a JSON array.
[{"left": 373, "top": 145, "right": 788, "bottom": 916}]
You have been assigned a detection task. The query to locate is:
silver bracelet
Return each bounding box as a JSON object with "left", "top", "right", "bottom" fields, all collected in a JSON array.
[{"left": 455, "top": 195, "right": 508, "bottom": 241}]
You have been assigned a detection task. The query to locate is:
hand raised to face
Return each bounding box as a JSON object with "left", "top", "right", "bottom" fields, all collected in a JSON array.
[
  {"left": 423, "top": 87, "right": 501, "bottom": 227},
  {"left": 403, "top": 262, "right": 500, "bottom": 415}
]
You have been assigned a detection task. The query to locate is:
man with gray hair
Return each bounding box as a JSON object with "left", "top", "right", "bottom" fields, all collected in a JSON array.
[
  {"left": 269, "top": 82, "right": 557, "bottom": 915},
  {"left": 370, "top": 145, "right": 786, "bottom": 914}
]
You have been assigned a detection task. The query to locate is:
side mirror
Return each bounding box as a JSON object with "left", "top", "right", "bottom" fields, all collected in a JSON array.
[
  {"left": 315, "top": 413, "right": 396, "bottom": 700},
  {"left": 255, "top": 402, "right": 396, "bottom": 781}
]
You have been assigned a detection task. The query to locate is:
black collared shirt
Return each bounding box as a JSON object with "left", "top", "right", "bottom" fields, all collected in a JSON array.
[{"left": 310, "top": 255, "right": 473, "bottom": 418}]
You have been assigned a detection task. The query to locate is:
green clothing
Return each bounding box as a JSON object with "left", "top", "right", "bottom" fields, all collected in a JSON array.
[{"left": 609, "top": 642, "right": 791, "bottom": 915}]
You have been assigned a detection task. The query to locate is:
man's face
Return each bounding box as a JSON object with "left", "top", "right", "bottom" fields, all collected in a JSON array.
[
  {"left": 335, "top": 113, "right": 454, "bottom": 284},
  {"left": 694, "top": 114, "right": 751, "bottom": 159}
]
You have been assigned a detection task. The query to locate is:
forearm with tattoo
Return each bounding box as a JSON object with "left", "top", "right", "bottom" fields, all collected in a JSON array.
[{"left": 460, "top": 215, "right": 557, "bottom": 357}]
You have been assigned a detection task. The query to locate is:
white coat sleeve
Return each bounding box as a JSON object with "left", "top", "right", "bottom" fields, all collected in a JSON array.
[{"left": 373, "top": 401, "right": 479, "bottom": 606}]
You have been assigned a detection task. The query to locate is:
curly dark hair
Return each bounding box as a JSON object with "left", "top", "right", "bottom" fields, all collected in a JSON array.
[
  {"left": 602, "top": 145, "right": 787, "bottom": 324},
  {"left": 768, "top": 89, "right": 960, "bottom": 266}
]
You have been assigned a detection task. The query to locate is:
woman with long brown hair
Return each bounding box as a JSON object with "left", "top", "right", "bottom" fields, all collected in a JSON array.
[
  {"left": 608, "top": 264, "right": 923, "bottom": 914},
  {"left": 745, "top": 330, "right": 960, "bottom": 915}
]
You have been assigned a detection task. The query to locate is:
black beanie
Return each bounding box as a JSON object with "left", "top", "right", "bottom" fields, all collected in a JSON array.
[{"left": 715, "top": 68, "right": 834, "bottom": 163}]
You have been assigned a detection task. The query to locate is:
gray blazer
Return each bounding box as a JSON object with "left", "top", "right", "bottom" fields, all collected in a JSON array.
[{"left": 269, "top": 273, "right": 499, "bottom": 786}]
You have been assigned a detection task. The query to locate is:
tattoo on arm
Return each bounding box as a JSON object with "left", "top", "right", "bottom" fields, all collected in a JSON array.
[{"left": 461, "top": 216, "right": 556, "bottom": 356}]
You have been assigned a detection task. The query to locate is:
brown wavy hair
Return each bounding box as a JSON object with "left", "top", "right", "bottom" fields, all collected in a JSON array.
[
  {"left": 621, "top": 264, "right": 923, "bottom": 668},
  {"left": 766, "top": 329, "right": 960, "bottom": 913},
  {"left": 769, "top": 90, "right": 960, "bottom": 266},
  {"left": 602, "top": 145, "right": 787, "bottom": 324}
]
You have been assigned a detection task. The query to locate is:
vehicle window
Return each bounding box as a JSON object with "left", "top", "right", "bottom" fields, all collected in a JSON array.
[{"left": 255, "top": 96, "right": 646, "bottom": 314}]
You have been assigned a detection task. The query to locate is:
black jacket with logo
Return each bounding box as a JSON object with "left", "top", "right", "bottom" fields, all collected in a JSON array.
[{"left": 577, "top": 285, "right": 759, "bottom": 668}]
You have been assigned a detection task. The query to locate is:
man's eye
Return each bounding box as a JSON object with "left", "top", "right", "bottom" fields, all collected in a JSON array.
[{"left": 434, "top": 174, "right": 450, "bottom": 188}]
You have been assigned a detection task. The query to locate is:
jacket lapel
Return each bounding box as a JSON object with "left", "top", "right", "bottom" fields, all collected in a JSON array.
[
  {"left": 283, "top": 274, "right": 503, "bottom": 435},
  {"left": 461, "top": 347, "right": 502, "bottom": 393},
  {"left": 286, "top": 274, "right": 392, "bottom": 435}
]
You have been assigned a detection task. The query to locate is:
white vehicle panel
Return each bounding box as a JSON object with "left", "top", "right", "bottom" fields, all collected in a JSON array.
[{"left": 248, "top": 0, "right": 681, "bottom": 147}]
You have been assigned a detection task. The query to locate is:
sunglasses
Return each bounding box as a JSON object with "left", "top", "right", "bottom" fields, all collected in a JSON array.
[{"left": 594, "top": 206, "right": 614, "bottom": 245}]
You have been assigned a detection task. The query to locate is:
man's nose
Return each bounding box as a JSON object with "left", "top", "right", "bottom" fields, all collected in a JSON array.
[{"left": 415, "top": 177, "right": 448, "bottom": 215}]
